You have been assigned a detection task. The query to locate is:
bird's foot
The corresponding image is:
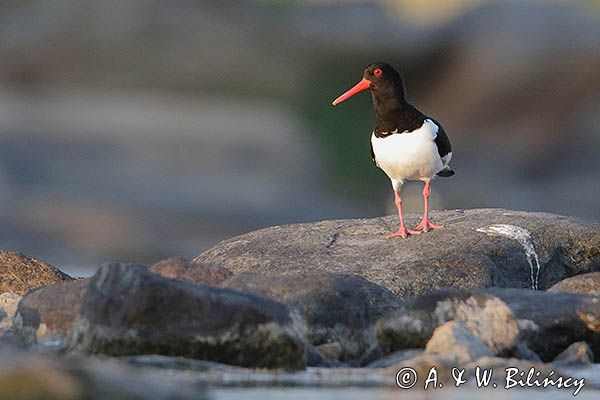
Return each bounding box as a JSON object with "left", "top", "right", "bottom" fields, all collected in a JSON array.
[
  {"left": 386, "top": 226, "right": 421, "bottom": 239},
  {"left": 413, "top": 218, "right": 444, "bottom": 233}
]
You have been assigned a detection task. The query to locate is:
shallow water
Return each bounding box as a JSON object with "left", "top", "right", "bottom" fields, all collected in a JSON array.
[{"left": 207, "top": 387, "right": 599, "bottom": 400}]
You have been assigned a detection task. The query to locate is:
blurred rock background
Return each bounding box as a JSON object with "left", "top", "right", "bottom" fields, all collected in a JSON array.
[{"left": 0, "top": 0, "right": 598, "bottom": 275}]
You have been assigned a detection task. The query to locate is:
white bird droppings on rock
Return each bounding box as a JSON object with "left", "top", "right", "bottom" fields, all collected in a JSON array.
[{"left": 476, "top": 224, "right": 542, "bottom": 290}]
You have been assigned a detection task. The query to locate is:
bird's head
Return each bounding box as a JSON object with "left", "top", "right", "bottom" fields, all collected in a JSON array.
[{"left": 332, "top": 62, "right": 405, "bottom": 107}]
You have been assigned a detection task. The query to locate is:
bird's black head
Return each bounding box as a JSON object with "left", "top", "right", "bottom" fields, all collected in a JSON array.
[{"left": 332, "top": 62, "right": 406, "bottom": 114}]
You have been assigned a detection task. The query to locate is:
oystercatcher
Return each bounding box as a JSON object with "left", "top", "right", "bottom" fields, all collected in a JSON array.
[{"left": 332, "top": 62, "right": 454, "bottom": 239}]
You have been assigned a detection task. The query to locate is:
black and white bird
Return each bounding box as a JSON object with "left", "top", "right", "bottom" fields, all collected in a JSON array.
[{"left": 332, "top": 62, "right": 454, "bottom": 239}]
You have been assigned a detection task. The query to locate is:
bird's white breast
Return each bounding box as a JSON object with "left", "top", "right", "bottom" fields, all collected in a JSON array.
[{"left": 371, "top": 119, "right": 443, "bottom": 182}]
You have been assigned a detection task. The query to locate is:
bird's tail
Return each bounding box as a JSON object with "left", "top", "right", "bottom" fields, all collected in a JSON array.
[{"left": 436, "top": 167, "right": 455, "bottom": 177}]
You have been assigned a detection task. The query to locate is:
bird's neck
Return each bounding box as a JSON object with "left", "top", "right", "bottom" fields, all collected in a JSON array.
[
  {"left": 371, "top": 85, "right": 406, "bottom": 117},
  {"left": 373, "top": 97, "right": 426, "bottom": 136}
]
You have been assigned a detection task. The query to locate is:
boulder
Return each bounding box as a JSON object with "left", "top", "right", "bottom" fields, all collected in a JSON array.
[
  {"left": 552, "top": 342, "right": 594, "bottom": 366},
  {"left": 485, "top": 288, "right": 600, "bottom": 361},
  {"left": 150, "top": 257, "right": 232, "bottom": 286},
  {"left": 68, "top": 263, "right": 307, "bottom": 369},
  {"left": 376, "top": 290, "right": 520, "bottom": 356},
  {"left": 0, "top": 251, "right": 72, "bottom": 295},
  {"left": 224, "top": 272, "right": 402, "bottom": 365},
  {"left": 194, "top": 209, "right": 600, "bottom": 297},
  {"left": 548, "top": 272, "right": 600, "bottom": 296},
  {"left": 12, "top": 279, "right": 89, "bottom": 346},
  {"left": 424, "top": 321, "right": 493, "bottom": 364}
]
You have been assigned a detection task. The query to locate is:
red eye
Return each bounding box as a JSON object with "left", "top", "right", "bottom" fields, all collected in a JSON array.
[{"left": 373, "top": 68, "right": 382, "bottom": 76}]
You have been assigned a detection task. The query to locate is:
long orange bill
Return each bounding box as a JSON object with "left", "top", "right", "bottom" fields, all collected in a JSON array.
[{"left": 331, "top": 78, "right": 371, "bottom": 106}]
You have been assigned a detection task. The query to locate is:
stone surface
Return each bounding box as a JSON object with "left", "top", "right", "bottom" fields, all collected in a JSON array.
[
  {"left": 68, "top": 263, "right": 307, "bottom": 369},
  {"left": 549, "top": 272, "right": 600, "bottom": 296},
  {"left": 552, "top": 342, "right": 594, "bottom": 366},
  {"left": 0, "top": 252, "right": 72, "bottom": 295},
  {"left": 150, "top": 257, "right": 232, "bottom": 286},
  {"left": 194, "top": 209, "right": 600, "bottom": 297},
  {"left": 0, "top": 292, "right": 21, "bottom": 335},
  {"left": 424, "top": 321, "right": 494, "bottom": 364},
  {"left": 224, "top": 272, "right": 402, "bottom": 365},
  {"left": 376, "top": 290, "right": 520, "bottom": 357},
  {"left": 13, "top": 279, "right": 90, "bottom": 346}
]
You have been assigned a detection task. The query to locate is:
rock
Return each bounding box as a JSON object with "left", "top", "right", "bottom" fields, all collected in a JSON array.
[
  {"left": 68, "top": 263, "right": 307, "bottom": 369},
  {"left": 548, "top": 272, "right": 600, "bottom": 296},
  {"left": 0, "top": 251, "right": 72, "bottom": 295},
  {"left": 376, "top": 289, "right": 520, "bottom": 356},
  {"left": 150, "top": 257, "right": 232, "bottom": 286},
  {"left": 486, "top": 288, "right": 600, "bottom": 361},
  {"left": 13, "top": 279, "right": 89, "bottom": 346},
  {"left": 224, "top": 272, "right": 402, "bottom": 365},
  {"left": 194, "top": 209, "right": 600, "bottom": 297},
  {"left": 0, "top": 292, "right": 21, "bottom": 335},
  {"left": 424, "top": 321, "right": 494, "bottom": 364},
  {"left": 552, "top": 342, "right": 594, "bottom": 366}
]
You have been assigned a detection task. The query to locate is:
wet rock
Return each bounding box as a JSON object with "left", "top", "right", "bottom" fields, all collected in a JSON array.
[
  {"left": 224, "top": 272, "right": 402, "bottom": 365},
  {"left": 0, "top": 251, "right": 72, "bottom": 295},
  {"left": 376, "top": 289, "right": 519, "bottom": 356},
  {"left": 13, "top": 279, "right": 89, "bottom": 346},
  {"left": 68, "top": 263, "right": 307, "bottom": 369},
  {"left": 150, "top": 257, "right": 232, "bottom": 286},
  {"left": 486, "top": 288, "right": 600, "bottom": 361},
  {"left": 552, "top": 342, "right": 594, "bottom": 366},
  {"left": 424, "top": 321, "right": 493, "bottom": 364},
  {"left": 0, "top": 292, "right": 21, "bottom": 335},
  {"left": 194, "top": 209, "right": 600, "bottom": 297},
  {"left": 548, "top": 272, "right": 600, "bottom": 296}
]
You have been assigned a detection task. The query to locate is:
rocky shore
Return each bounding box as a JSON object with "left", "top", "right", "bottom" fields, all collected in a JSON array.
[{"left": 1, "top": 208, "right": 599, "bottom": 399}]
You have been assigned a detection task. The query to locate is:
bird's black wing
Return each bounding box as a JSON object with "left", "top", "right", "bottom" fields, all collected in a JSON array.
[
  {"left": 432, "top": 119, "right": 454, "bottom": 177},
  {"left": 432, "top": 119, "right": 452, "bottom": 159}
]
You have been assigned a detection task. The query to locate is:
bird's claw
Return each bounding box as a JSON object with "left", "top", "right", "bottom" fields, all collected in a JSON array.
[
  {"left": 386, "top": 227, "right": 421, "bottom": 239},
  {"left": 413, "top": 219, "right": 444, "bottom": 233}
]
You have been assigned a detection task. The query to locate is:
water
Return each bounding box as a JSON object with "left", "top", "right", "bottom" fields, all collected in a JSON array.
[{"left": 206, "top": 386, "right": 600, "bottom": 400}]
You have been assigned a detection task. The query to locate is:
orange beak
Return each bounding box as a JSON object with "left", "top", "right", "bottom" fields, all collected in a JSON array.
[{"left": 332, "top": 78, "right": 372, "bottom": 106}]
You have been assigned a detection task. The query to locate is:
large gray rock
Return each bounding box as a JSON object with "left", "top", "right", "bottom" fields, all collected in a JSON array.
[
  {"left": 150, "top": 257, "right": 232, "bottom": 286},
  {"left": 194, "top": 209, "right": 600, "bottom": 297},
  {"left": 0, "top": 251, "right": 72, "bottom": 295},
  {"left": 224, "top": 272, "right": 402, "bottom": 365},
  {"left": 68, "top": 263, "right": 307, "bottom": 369},
  {"left": 548, "top": 272, "right": 600, "bottom": 296},
  {"left": 374, "top": 289, "right": 521, "bottom": 357},
  {"left": 486, "top": 288, "right": 600, "bottom": 361},
  {"left": 13, "top": 279, "right": 89, "bottom": 346},
  {"left": 376, "top": 287, "right": 600, "bottom": 362}
]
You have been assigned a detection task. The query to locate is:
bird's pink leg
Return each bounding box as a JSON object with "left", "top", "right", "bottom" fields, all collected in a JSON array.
[
  {"left": 387, "top": 190, "right": 420, "bottom": 239},
  {"left": 413, "top": 181, "right": 444, "bottom": 232}
]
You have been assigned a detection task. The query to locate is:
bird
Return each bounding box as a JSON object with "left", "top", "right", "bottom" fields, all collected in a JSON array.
[{"left": 332, "top": 62, "right": 454, "bottom": 239}]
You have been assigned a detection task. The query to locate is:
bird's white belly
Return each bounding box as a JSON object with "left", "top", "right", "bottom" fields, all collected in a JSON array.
[{"left": 371, "top": 119, "right": 443, "bottom": 181}]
